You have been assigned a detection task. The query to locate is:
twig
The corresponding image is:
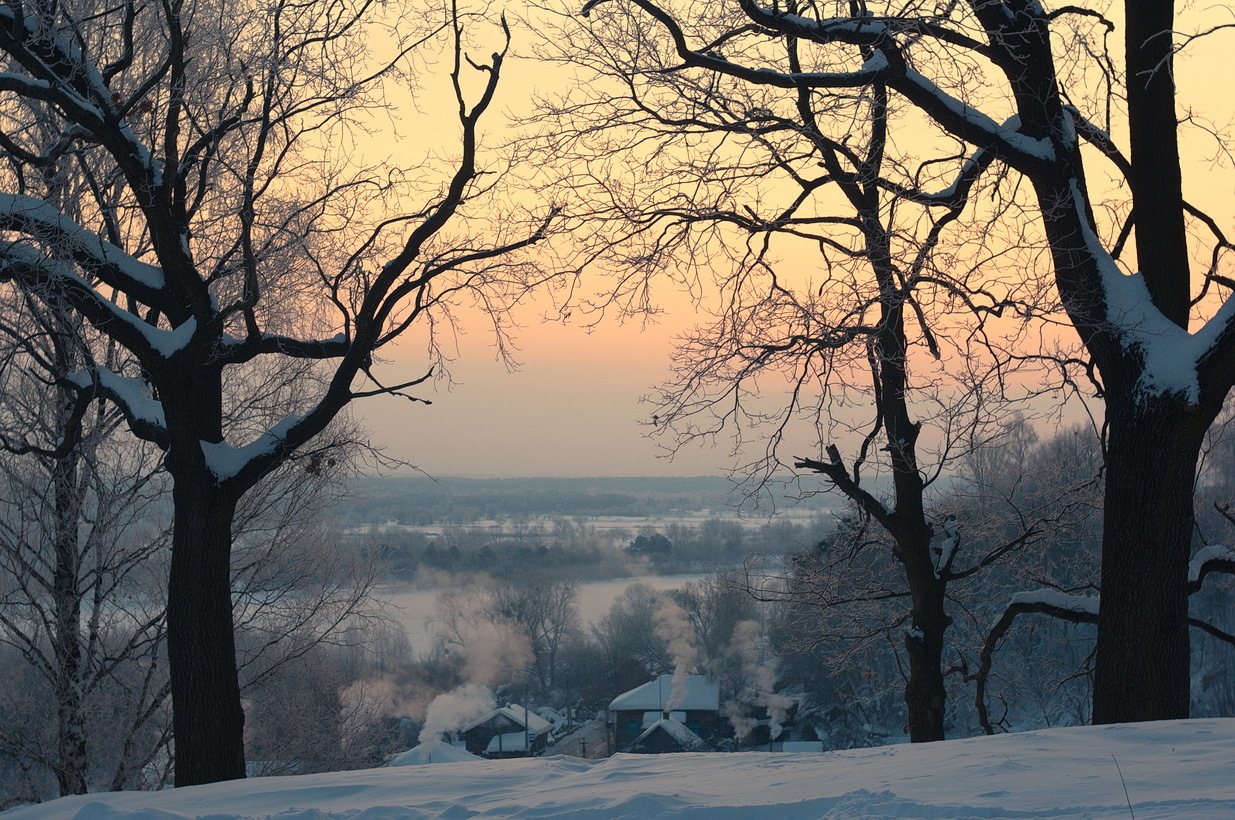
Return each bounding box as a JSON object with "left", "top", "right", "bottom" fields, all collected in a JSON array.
[{"left": 1111, "top": 755, "right": 1136, "bottom": 820}]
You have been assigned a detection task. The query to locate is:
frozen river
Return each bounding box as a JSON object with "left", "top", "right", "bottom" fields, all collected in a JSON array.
[{"left": 381, "top": 573, "right": 707, "bottom": 655}]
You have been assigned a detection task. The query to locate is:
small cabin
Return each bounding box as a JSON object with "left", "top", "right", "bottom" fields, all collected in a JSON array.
[
  {"left": 626, "top": 714, "right": 714, "bottom": 754},
  {"left": 608, "top": 674, "right": 720, "bottom": 750},
  {"left": 458, "top": 704, "right": 555, "bottom": 759}
]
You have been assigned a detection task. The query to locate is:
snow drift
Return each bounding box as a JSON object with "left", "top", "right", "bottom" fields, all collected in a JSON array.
[{"left": 5, "top": 719, "right": 1235, "bottom": 819}]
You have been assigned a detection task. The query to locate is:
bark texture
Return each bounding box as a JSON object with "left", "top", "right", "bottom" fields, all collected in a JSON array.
[
  {"left": 166, "top": 478, "right": 245, "bottom": 785},
  {"left": 1092, "top": 400, "right": 1208, "bottom": 722}
]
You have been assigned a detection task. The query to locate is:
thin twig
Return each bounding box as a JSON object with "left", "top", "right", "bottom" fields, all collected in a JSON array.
[{"left": 1111, "top": 755, "right": 1136, "bottom": 820}]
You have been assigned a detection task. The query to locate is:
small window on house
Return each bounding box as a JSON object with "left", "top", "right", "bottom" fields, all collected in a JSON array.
[{"left": 625, "top": 721, "right": 640, "bottom": 739}]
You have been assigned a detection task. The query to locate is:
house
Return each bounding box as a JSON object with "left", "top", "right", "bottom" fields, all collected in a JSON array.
[
  {"left": 626, "top": 714, "right": 714, "bottom": 754},
  {"left": 458, "top": 704, "right": 555, "bottom": 759},
  {"left": 608, "top": 674, "right": 720, "bottom": 750}
]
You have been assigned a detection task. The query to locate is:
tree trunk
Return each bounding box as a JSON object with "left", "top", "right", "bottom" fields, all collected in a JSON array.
[
  {"left": 1125, "top": 0, "right": 1189, "bottom": 327},
  {"left": 867, "top": 151, "right": 949, "bottom": 743},
  {"left": 1092, "top": 399, "right": 1208, "bottom": 723},
  {"left": 895, "top": 509, "right": 948, "bottom": 742},
  {"left": 166, "top": 477, "right": 245, "bottom": 786},
  {"left": 903, "top": 596, "right": 948, "bottom": 742},
  {"left": 1087, "top": 0, "right": 1209, "bottom": 724},
  {"left": 1030, "top": 159, "right": 1208, "bottom": 723},
  {"left": 51, "top": 425, "right": 87, "bottom": 796}
]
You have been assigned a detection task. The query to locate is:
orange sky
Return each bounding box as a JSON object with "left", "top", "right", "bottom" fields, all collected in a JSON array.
[
  {"left": 353, "top": 1, "right": 1235, "bottom": 479},
  {"left": 360, "top": 307, "right": 732, "bottom": 477}
]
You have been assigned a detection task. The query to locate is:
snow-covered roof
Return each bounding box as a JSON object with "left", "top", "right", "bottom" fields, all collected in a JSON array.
[
  {"left": 460, "top": 703, "right": 555, "bottom": 736},
  {"left": 609, "top": 675, "right": 720, "bottom": 712},
  {"left": 537, "top": 707, "right": 568, "bottom": 729},
  {"left": 386, "top": 743, "right": 480, "bottom": 766},
  {"left": 631, "top": 717, "right": 711, "bottom": 752},
  {"left": 643, "top": 710, "right": 686, "bottom": 728}
]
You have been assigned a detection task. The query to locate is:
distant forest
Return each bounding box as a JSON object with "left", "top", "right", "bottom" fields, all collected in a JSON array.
[{"left": 340, "top": 475, "right": 835, "bottom": 528}]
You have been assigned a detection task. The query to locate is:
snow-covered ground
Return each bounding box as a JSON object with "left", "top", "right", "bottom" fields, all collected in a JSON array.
[{"left": 7, "top": 719, "right": 1235, "bottom": 819}]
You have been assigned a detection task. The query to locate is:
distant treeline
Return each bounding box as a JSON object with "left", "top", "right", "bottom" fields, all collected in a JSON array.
[
  {"left": 361, "top": 515, "right": 832, "bottom": 582},
  {"left": 342, "top": 475, "right": 832, "bottom": 527}
]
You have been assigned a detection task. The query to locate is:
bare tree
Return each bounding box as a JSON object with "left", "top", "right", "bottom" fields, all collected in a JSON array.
[
  {"left": 0, "top": 330, "right": 385, "bottom": 803},
  {"left": 0, "top": 0, "right": 556, "bottom": 784},
  {"left": 541, "top": 0, "right": 1235, "bottom": 724},
  {"left": 591, "top": 582, "right": 675, "bottom": 689},
  {"left": 528, "top": 0, "right": 1066, "bottom": 739},
  {"left": 0, "top": 290, "right": 169, "bottom": 802},
  {"left": 488, "top": 577, "right": 580, "bottom": 691}
]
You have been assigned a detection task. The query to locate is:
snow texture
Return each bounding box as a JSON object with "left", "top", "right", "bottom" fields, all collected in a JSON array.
[
  {"left": 200, "top": 414, "right": 302, "bottom": 481},
  {"left": 0, "top": 243, "right": 186, "bottom": 362},
  {"left": 145, "top": 317, "right": 197, "bottom": 359},
  {"left": 0, "top": 194, "right": 164, "bottom": 289},
  {"left": 1189, "top": 544, "right": 1235, "bottom": 585},
  {"left": 1071, "top": 178, "right": 1235, "bottom": 405},
  {"left": 65, "top": 369, "right": 165, "bottom": 430},
  {"left": 1008, "top": 589, "right": 1099, "bottom": 615},
  {"left": 460, "top": 705, "right": 554, "bottom": 738},
  {"left": 902, "top": 69, "right": 1054, "bottom": 160},
  {"left": 386, "top": 744, "right": 479, "bottom": 766},
  {"left": 630, "top": 716, "right": 710, "bottom": 752},
  {"left": 6, "top": 719, "right": 1235, "bottom": 818}
]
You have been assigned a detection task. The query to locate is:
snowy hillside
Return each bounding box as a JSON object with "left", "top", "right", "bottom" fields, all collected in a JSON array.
[{"left": 6, "top": 720, "right": 1235, "bottom": 819}]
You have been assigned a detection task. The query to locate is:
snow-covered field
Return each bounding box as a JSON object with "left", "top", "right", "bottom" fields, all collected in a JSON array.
[{"left": 7, "top": 719, "right": 1235, "bottom": 819}]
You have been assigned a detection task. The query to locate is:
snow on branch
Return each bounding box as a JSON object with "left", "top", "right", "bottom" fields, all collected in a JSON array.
[
  {"left": 973, "top": 590, "right": 1098, "bottom": 734},
  {"left": 200, "top": 414, "right": 303, "bottom": 483},
  {"left": 1188, "top": 544, "right": 1235, "bottom": 594},
  {"left": 0, "top": 240, "right": 196, "bottom": 364},
  {"left": 1071, "top": 178, "right": 1235, "bottom": 405},
  {"left": 606, "top": 0, "right": 897, "bottom": 90},
  {"left": 0, "top": 5, "right": 136, "bottom": 142},
  {"left": 0, "top": 194, "right": 165, "bottom": 297},
  {"left": 64, "top": 368, "right": 167, "bottom": 447}
]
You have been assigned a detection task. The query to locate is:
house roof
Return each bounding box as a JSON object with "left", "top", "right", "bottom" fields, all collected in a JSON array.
[
  {"left": 386, "top": 742, "right": 480, "bottom": 766},
  {"left": 630, "top": 717, "right": 711, "bottom": 752},
  {"left": 609, "top": 675, "right": 720, "bottom": 712},
  {"left": 460, "top": 703, "right": 555, "bottom": 736}
]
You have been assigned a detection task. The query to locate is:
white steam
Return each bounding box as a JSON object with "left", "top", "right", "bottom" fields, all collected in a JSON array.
[
  {"left": 416, "top": 683, "right": 496, "bottom": 759},
  {"left": 725, "top": 619, "right": 794, "bottom": 742},
  {"left": 414, "top": 606, "right": 535, "bottom": 759},
  {"left": 653, "top": 597, "right": 698, "bottom": 710},
  {"left": 457, "top": 619, "right": 534, "bottom": 688}
]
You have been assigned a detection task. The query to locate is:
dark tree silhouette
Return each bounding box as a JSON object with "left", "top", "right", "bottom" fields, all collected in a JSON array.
[
  {"left": 0, "top": 0, "right": 555, "bottom": 785},
  {"left": 554, "top": 0, "right": 1235, "bottom": 723}
]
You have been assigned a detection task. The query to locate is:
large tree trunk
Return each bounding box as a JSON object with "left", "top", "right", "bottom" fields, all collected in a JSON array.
[
  {"left": 899, "top": 516, "right": 948, "bottom": 743},
  {"left": 166, "top": 476, "right": 245, "bottom": 786},
  {"left": 1087, "top": 0, "right": 1209, "bottom": 724},
  {"left": 1092, "top": 398, "right": 1210, "bottom": 723}
]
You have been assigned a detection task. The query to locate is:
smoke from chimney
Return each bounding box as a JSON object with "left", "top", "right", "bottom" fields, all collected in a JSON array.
[
  {"left": 416, "top": 683, "right": 496, "bottom": 758},
  {"left": 653, "top": 596, "right": 698, "bottom": 710},
  {"left": 725, "top": 619, "right": 794, "bottom": 742}
]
